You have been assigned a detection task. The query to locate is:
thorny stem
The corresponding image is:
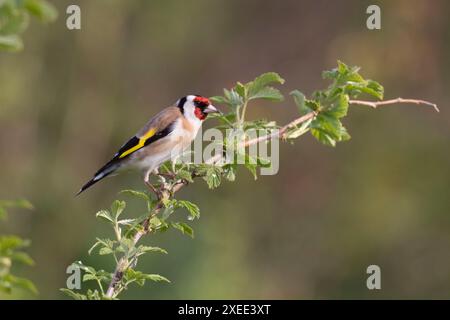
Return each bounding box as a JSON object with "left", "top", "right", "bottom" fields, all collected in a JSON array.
[
  {"left": 349, "top": 97, "right": 440, "bottom": 113},
  {"left": 105, "top": 97, "right": 437, "bottom": 299}
]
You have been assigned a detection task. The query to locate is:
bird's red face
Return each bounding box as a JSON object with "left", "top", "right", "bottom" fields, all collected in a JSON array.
[
  {"left": 193, "top": 96, "right": 218, "bottom": 120},
  {"left": 177, "top": 95, "right": 219, "bottom": 122}
]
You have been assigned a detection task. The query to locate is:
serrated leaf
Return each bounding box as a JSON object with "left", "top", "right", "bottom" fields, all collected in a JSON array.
[
  {"left": 223, "top": 164, "right": 236, "bottom": 182},
  {"left": 209, "top": 95, "right": 228, "bottom": 105},
  {"left": 284, "top": 118, "right": 313, "bottom": 139},
  {"left": 311, "top": 128, "right": 336, "bottom": 147},
  {"left": 328, "top": 94, "right": 349, "bottom": 118},
  {"left": 119, "top": 190, "right": 150, "bottom": 203},
  {"left": 117, "top": 218, "right": 136, "bottom": 226},
  {"left": 142, "top": 273, "right": 170, "bottom": 283},
  {"left": 311, "top": 114, "right": 342, "bottom": 140},
  {"left": 72, "top": 261, "right": 95, "bottom": 275},
  {"left": 235, "top": 82, "right": 246, "bottom": 98},
  {"left": 136, "top": 245, "right": 167, "bottom": 256},
  {"left": 339, "top": 125, "right": 351, "bottom": 141},
  {"left": 171, "top": 222, "right": 194, "bottom": 238},
  {"left": 175, "top": 200, "right": 200, "bottom": 220},
  {"left": 248, "top": 86, "right": 284, "bottom": 102},
  {"left": 60, "top": 288, "right": 87, "bottom": 300},
  {"left": 82, "top": 273, "right": 98, "bottom": 282},
  {"left": 290, "top": 90, "right": 311, "bottom": 115},
  {"left": 223, "top": 88, "right": 244, "bottom": 107},
  {"left": 305, "top": 99, "right": 320, "bottom": 112},
  {"left": 247, "top": 72, "right": 285, "bottom": 99},
  {"left": 337, "top": 60, "right": 349, "bottom": 74},
  {"left": 176, "top": 170, "right": 194, "bottom": 183},
  {"left": 86, "top": 289, "right": 102, "bottom": 300},
  {"left": 95, "top": 210, "right": 113, "bottom": 223},
  {"left": 111, "top": 200, "right": 126, "bottom": 219},
  {"left": 99, "top": 247, "right": 114, "bottom": 255},
  {"left": 149, "top": 216, "right": 162, "bottom": 229},
  {"left": 365, "top": 80, "right": 384, "bottom": 99},
  {"left": 203, "top": 165, "right": 222, "bottom": 189}
]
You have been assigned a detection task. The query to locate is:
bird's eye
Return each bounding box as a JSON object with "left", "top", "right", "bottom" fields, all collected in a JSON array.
[{"left": 194, "top": 96, "right": 210, "bottom": 109}]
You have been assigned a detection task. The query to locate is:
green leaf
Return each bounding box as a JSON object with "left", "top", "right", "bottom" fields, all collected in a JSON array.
[
  {"left": 99, "top": 247, "right": 114, "bottom": 256},
  {"left": 60, "top": 288, "right": 87, "bottom": 300},
  {"left": 3, "top": 274, "right": 37, "bottom": 294},
  {"left": 0, "top": 35, "right": 23, "bottom": 51},
  {"left": 290, "top": 90, "right": 310, "bottom": 115},
  {"left": 305, "top": 99, "right": 320, "bottom": 112},
  {"left": 235, "top": 82, "right": 246, "bottom": 98},
  {"left": 223, "top": 164, "right": 236, "bottom": 182},
  {"left": 72, "top": 261, "right": 96, "bottom": 275},
  {"left": 311, "top": 128, "right": 336, "bottom": 147},
  {"left": 248, "top": 87, "right": 284, "bottom": 101},
  {"left": 176, "top": 170, "right": 194, "bottom": 183},
  {"left": 284, "top": 118, "right": 313, "bottom": 139},
  {"left": 328, "top": 94, "right": 349, "bottom": 118},
  {"left": 149, "top": 216, "right": 162, "bottom": 229},
  {"left": 124, "top": 269, "right": 170, "bottom": 287},
  {"left": 88, "top": 238, "right": 115, "bottom": 255},
  {"left": 245, "top": 162, "right": 258, "bottom": 179},
  {"left": 365, "top": 80, "right": 384, "bottom": 100},
  {"left": 247, "top": 72, "right": 285, "bottom": 99},
  {"left": 339, "top": 125, "right": 351, "bottom": 141},
  {"left": 87, "top": 241, "right": 102, "bottom": 256},
  {"left": 136, "top": 245, "right": 167, "bottom": 256},
  {"left": 175, "top": 200, "right": 200, "bottom": 220},
  {"left": 209, "top": 95, "right": 228, "bottom": 105},
  {"left": 95, "top": 210, "right": 113, "bottom": 224},
  {"left": 203, "top": 165, "right": 223, "bottom": 189},
  {"left": 0, "top": 235, "right": 29, "bottom": 252},
  {"left": 0, "top": 9, "right": 29, "bottom": 36},
  {"left": 311, "top": 114, "right": 342, "bottom": 140},
  {"left": 142, "top": 273, "right": 170, "bottom": 283},
  {"left": 111, "top": 200, "right": 126, "bottom": 220},
  {"left": 171, "top": 222, "right": 194, "bottom": 238},
  {"left": 24, "top": 0, "right": 58, "bottom": 23},
  {"left": 86, "top": 289, "right": 102, "bottom": 300},
  {"left": 10, "top": 252, "right": 34, "bottom": 266},
  {"left": 119, "top": 190, "right": 150, "bottom": 203},
  {"left": 82, "top": 273, "right": 98, "bottom": 282},
  {"left": 223, "top": 88, "right": 244, "bottom": 107}
]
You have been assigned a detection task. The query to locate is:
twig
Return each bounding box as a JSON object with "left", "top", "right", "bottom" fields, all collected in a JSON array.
[
  {"left": 349, "top": 97, "right": 440, "bottom": 113},
  {"left": 104, "top": 96, "right": 437, "bottom": 298}
]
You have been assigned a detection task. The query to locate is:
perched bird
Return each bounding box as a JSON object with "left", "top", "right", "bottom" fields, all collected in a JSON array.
[{"left": 77, "top": 95, "right": 218, "bottom": 195}]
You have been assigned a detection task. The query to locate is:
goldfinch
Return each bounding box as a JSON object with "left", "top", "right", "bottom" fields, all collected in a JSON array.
[{"left": 77, "top": 95, "right": 218, "bottom": 195}]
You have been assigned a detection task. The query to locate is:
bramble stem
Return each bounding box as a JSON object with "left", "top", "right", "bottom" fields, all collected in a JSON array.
[
  {"left": 104, "top": 96, "right": 437, "bottom": 299},
  {"left": 349, "top": 97, "right": 439, "bottom": 113}
]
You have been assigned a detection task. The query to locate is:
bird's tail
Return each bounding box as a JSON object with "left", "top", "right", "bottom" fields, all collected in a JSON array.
[{"left": 76, "top": 160, "right": 120, "bottom": 196}]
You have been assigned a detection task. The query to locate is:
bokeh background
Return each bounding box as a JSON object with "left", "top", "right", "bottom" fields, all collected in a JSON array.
[{"left": 1, "top": 0, "right": 449, "bottom": 299}]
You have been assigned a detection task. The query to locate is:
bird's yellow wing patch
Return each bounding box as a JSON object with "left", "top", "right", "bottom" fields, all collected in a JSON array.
[{"left": 119, "top": 128, "right": 156, "bottom": 158}]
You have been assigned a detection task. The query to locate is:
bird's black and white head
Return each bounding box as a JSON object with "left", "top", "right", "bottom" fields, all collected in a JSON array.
[{"left": 177, "top": 95, "right": 218, "bottom": 124}]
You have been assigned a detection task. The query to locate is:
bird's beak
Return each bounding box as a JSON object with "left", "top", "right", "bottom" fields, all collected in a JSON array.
[{"left": 204, "top": 104, "right": 219, "bottom": 114}]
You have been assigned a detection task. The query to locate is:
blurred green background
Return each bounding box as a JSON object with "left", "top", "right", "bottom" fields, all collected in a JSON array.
[{"left": 0, "top": 0, "right": 449, "bottom": 299}]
